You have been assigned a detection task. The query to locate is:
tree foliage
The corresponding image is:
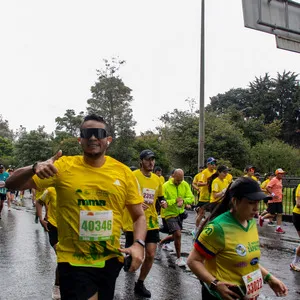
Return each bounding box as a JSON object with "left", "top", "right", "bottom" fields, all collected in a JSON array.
[
  {"left": 55, "top": 109, "right": 85, "bottom": 138},
  {"left": 14, "top": 126, "right": 53, "bottom": 166},
  {"left": 0, "top": 115, "right": 14, "bottom": 140},
  {"left": 86, "top": 58, "right": 136, "bottom": 164},
  {"left": 206, "top": 71, "right": 300, "bottom": 146},
  {"left": 250, "top": 140, "right": 300, "bottom": 176}
]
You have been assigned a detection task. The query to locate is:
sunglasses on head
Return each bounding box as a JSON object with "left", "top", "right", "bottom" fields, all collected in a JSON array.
[
  {"left": 80, "top": 128, "right": 107, "bottom": 139},
  {"left": 210, "top": 161, "right": 216, "bottom": 165}
]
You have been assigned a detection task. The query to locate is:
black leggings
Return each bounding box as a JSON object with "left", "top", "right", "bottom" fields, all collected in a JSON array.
[{"left": 201, "top": 285, "right": 220, "bottom": 300}]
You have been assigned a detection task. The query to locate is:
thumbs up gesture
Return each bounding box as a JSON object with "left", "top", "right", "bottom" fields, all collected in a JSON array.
[{"left": 34, "top": 150, "right": 62, "bottom": 179}]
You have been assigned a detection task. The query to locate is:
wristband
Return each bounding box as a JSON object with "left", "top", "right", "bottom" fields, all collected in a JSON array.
[
  {"left": 134, "top": 239, "right": 145, "bottom": 248},
  {"left": 263, "top": 273, "right": 272, "bottom": 283},
  {"left": 32, "top": 162, "right": 38, "bottom": 174},
  {"left": 271, "top": 193, "right": 275, "bottom": 197}
]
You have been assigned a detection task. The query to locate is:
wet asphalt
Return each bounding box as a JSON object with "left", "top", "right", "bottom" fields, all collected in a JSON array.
[{"left": 0, "top": 191, "right": 300, "bottom": 300}]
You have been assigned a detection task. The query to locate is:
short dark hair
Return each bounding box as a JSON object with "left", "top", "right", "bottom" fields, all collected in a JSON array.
[
  {"left": 154, "top": 166, "right": 162, "bottom": 172},
  {"left": 80, "top": 114, "right": 108, "bottom": 130}
]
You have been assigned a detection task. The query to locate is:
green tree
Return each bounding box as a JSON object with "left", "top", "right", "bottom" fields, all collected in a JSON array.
[
  {"left": 132, "top": 131, "right": 170, "bottom": 172},
  {"left": 0, "top": 115, "right": 14, "bottom": 140},
  {"left": 55, "top": 109, "right": 85, "bottom": 138},
  {"left": 158, "top": 109, "right": 199, "bottom": 174},
  {"left": 250, "top": 139, "right": 300, "bottom": 176},
  {"left": 56, "top": 137, "right": 82, "bottom": 156},
  {"left": 14, "top": 126, "right": 53, "bottom": 166},
  {"left": 86, "top": 58, "right": 136, "bottom": 164},
  {"left": 205, "top": 112, "right": 251, "bottom": 170},
  {"left": 0, "top": 137, "right": 15, "bottom": 167}
]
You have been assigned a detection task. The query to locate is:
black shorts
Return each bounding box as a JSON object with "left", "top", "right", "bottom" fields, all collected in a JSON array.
[
  {"left": 0, "top": 193, "right": 6, "bottom": 201},
  {"left": 159, "top": 218, "right": 169, "bottom": 234},
  {"left": 293, "top": 213, "right": 300, "bottom": 232},
  {"left": 196, "top": 201, "right": 209, "bottom": 208},
  {"left": 267, "top": 202, "right": 283, "bottom": 214},
  {"left": 47, "top": 221, "right": 58, "bottom": 248},
  {"left": 58, "top": 258, "right": 123, "bottom": 300},
  {"left": 166, "top": 217, "right": 183, "bottom": 233},
  {"left": 125, "top": 230, "right": 160, "bottom": 248}
]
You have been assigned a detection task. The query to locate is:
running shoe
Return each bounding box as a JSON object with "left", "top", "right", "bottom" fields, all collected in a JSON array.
[
  {"left": 162, "top": 244, "right": 173, "bottom": 252},
  {"left": 134, "top": 282, "right": 151, "bottom": 298},
  {"left": 52, "top": 285, "right": 61, "bottom": 300},
  {"left": 267, "top": 221, "right": 275, "bottom": 226},
  {"left": 290, "top": 263, "right": 300, "bottom": 272},
  {"left": 175, "top": 257, "right": 186, "bottom": 267},
  {"left": 258, "top": 216, "right": 264, "bottom": 227},
  {"left": 275, "top": 227, "right": 285, "bottom": 234}
]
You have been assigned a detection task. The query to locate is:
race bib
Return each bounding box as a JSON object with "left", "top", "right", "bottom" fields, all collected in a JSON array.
[
  {"left": 143, "top": 188, "right": 155, "bottom": 204},
  {"left": 242, "top": 269, "right": 263, "bottom": 300},
  {"left": 79, "top": 210, "right": 113, "bottom": 241}
]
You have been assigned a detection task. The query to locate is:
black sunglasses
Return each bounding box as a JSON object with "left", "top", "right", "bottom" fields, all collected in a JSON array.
[{"left": 80, "top": 128, "right": 107, "bottom": 139}]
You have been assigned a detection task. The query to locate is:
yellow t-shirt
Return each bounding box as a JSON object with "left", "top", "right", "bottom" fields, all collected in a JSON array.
[
  {"left": 260, "top": 179, "right": 270, "bottom": 194},
  {"left": 40, "top": 187, "right": 57, "bottom": 227},
  {"left": 293, "top": 184, "right": 300, "bottom": 214},
  {"left": 35, "top": 188, "right": 46, "bottom": 200},
  {"left": 225, "top": 173, "right": 233, "bottom": 184},
  {"left": 159, "top": 175, "right": 165, "bottom": 185},
  {"left": 193, "top": 172, "right": 202, "bottom": 193},
  {"left": 199, "top": 168, "right": 216, "bottom": 202},
  {"left": 244, "top": 175, "right": 258, "bottom": 181},
  {"left": 123, "top": 170, "right": 163, "bottom": 231},
  {"left": 210, "top": 177, "right": 229, "bottom": 203},
  {"left": 33, "top": 155, "right": 143, "bottom": 267}
]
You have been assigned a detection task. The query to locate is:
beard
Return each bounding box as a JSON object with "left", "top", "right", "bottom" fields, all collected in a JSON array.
[{"left": 83, "top": 150, "right": 104, "bottom": 159}]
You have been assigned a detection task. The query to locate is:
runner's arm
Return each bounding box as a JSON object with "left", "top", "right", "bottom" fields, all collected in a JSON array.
[
  {"left": 296, "top": 195, "right": 300, "bottom": 208},
  {"left": 6, "top": 151, "right": 61, "bottom": 191},
  {"left": 259, "top": 265, "right": 288, "bottom": 296},
  {"left": 5, "top": 166, "right": 37, "bottom": 191},
  {"left": 187, "top": 248, "right": 240, "bottom": 299}
]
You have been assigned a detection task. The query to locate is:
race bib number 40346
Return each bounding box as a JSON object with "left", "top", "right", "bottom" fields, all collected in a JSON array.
[{"left": 79, "top": 210, "right": 113, "bottom": 241}]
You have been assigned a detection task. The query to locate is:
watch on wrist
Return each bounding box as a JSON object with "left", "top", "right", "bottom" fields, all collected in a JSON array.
[
  {"left": 134, "top": 239, "right": 145, "bottom": 248},
  {"left": 32, "top": 162, "right": 38, "bottom": 174},
  {"left": 209, "top": 279, "right": 219, "bottom": 291}
]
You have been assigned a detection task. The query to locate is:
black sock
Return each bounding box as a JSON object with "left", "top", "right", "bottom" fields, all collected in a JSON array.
[{"left": 137, "top": 280, "right": 144, "bottom": 286}]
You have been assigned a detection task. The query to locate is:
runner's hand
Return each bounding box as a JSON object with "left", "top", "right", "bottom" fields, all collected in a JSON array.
[
  {"left": 40, "top": 219, "right": 49, "bottom": 232},
  {"left": 34, "top": 150, "right": 62, "bottom": 179},
  {"left": 214, "top": 282, "right": 243, "bottom": 300},
  {"left": 142, "top": 203, "right": 149, "bottom": 211},
  {"left": 177, "top": 199, "right": 184, "bottom": 207},
  {"left": 160, "top": 200, "right": 167, "bottom": 209},
  {"left": 268, "top": 276, "right": 288, "bottom": 297},
  {"left": 119, "top": 243, "right": 144, "bottom": 272}
]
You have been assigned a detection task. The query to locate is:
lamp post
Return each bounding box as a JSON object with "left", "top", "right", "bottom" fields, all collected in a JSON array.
[{"left": 198, "top": 0, "right": 205, "bottom": 167}]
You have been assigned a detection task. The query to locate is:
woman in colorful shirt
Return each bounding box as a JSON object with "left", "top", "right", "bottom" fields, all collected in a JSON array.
[
  {"left": 187, "top": 177, "right": 288, "bottom": 300},
  {"left": 291, "top": 184, "right": 300, "bottom": 272}
]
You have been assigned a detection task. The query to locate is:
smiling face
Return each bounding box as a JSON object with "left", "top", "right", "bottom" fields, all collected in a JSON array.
[{"left": 79, "top": 120, "right": 112, "bottom": 159}]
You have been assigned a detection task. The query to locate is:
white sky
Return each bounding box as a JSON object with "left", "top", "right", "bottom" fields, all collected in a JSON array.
[{"left": 1, "top": 0, "right": 300, "bottom": 135}]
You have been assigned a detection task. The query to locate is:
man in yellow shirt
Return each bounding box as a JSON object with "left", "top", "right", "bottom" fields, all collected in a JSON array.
[
  {"left": 192, "top": 165, "right": 205, "bottom": 203},
  {"left": 6, "top": 114, "right": 147, "bottom": 300},
  {"left": 123, "top": 150, "right": 165, "bottom": 298},
  {"left": 244, "top": 165, "right": 258, "bottom": 181},
  {"left": 154, "top": 166, "right": 165, "bottom": 185},
  {"left": 36, "top": 187, "right": 60, "bottom": 299},
  {"left": 195, "top": 158, "right": 217, "bottom": 223}
]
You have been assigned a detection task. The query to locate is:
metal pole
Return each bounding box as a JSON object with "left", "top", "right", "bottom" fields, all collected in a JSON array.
[{"left": 198, "top": 0, "right": 205, "bottom": 167}]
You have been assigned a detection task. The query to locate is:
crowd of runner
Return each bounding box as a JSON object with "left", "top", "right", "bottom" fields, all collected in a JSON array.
[{"left": 0, "top": 113, "right": 299, "bottom": 300}]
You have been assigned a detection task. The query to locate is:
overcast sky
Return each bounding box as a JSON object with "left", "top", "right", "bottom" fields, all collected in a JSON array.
[{"left": 1, "top": 0, "right": 300, "bottom": 135}]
